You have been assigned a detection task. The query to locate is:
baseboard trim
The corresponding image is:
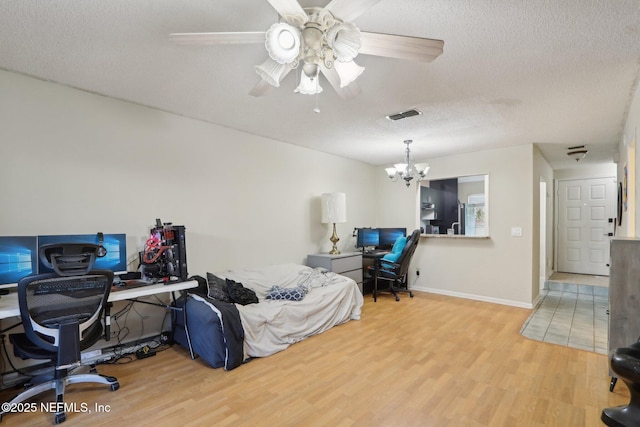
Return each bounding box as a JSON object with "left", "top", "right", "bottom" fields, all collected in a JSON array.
[{"left": 410, "top": 286, "right": 535, "bottom": 309}]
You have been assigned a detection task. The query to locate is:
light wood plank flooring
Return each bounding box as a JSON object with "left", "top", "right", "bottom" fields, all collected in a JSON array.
[{"left": 0, "top": 292, "right": 629, "bottom": 426}]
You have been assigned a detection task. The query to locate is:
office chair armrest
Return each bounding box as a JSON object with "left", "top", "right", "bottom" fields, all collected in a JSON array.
[{"left": 373, "top": 258, "right": 401, "bottom": 274}]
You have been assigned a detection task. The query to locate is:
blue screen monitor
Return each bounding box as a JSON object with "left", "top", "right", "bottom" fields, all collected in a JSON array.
[
  {"left": 356, "top": 228, "right": 379, "bottom": 248},
  {"left": 378, "top": 228, "right": 407, "bottom": 248},
  {"left": 0, "top": 236, "right": 39, "bottom": 287},
  {"left": 38, "top": 233, "right": 128, "bottom": 274}
]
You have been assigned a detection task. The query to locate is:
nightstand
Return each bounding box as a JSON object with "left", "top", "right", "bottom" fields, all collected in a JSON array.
[{"left": 307, "top": 252, "right": 363, "bottom": 293}]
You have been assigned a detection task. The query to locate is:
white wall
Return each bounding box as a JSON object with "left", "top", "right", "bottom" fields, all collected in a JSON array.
[
  {"left": 0, "top": 70, "right": 377, "bottom": 273},
  {"left": 0, "top": 70, "right": 378, "bottom": 357},
  {"left": 5, "top": 66, "right": 623, "bottom": 318},
  {"left": 619, "top": 80, "right": 640, "bottom": 237},
  {"left": 533, "top": 146, "right": 554, "bottom": 299},
  {"left": 375, "top": 144, "right": 541, "bottom": 307}
]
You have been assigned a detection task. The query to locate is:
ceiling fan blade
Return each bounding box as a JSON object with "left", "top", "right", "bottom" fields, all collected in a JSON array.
[
  {"left": 320, "top": 65, "right": 361, "bottom": 100},
  {"left": 359, "top": 32, "right": 444, "bottom": 63},
  {"left": 250, "top": 66, "right": 294, "bottom": 97},
  {"left": 169, "top": 32, "right": 265, "bottom": 45},
  {"left": 266, "top": 0, "right": 307, "bottom": 24},
  {"left": 249, "top": 79, "right": 273, "bottom": 97},
  {"left": 324, "top": 0, "right": 384, "bottom": 22}
]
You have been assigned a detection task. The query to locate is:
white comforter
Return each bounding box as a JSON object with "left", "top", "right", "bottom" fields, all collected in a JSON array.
[{"left": 217, "top": 264, "right": 363, "bottom": 358}]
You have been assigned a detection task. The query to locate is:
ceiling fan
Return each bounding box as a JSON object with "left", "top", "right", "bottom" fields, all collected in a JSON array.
[{"left": 169, "top": 0, "right": 444, "bottom": 99}]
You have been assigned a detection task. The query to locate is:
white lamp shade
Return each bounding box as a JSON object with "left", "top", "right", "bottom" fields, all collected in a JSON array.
[
  {"left": 385, "top": 167, "right": 397, "bottom": 178},
  {"left": 295, "top": 71, "right": 323, "bottom": 95},
  {"left": 265, "top": 22, "right": 301, "bottom": 64},
  {"left": 414, "top": 163, "right": 430, "bottom": 174},
  {"left": 334, "top": 60, "right": 365, "bottom": 88},
  {"left": 326, "top": 22, "right": 361, "bottom": 63},
  {"left": 394, "top": 163, "right": 408, "bottom": 175},
  {"left": 321, "top": 193, "right": 347, "bottom": 223},
  {"left": 255, "top": 58, "right": 289, "bottom": 87}
]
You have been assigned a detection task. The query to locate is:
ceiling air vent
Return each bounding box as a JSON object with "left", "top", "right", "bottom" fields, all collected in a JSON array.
[{"left": 385, "top": 109, "right": 422, "bottom": 121}]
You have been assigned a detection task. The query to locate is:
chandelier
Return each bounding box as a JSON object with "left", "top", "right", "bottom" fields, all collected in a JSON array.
[
  {"left": 255, "top": 7, "right": 364, "bottom": 96},
  {"left": 385, "top": 140, "right": 429, "bottom": 187}
]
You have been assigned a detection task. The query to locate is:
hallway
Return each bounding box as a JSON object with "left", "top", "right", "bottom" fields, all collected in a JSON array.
[{"left": 521, "top": 273, "right": 609, "bottom": 354}]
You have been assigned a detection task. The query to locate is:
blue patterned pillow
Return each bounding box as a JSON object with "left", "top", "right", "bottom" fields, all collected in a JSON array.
[{"left": 266, "top": 285, "right": 309, "bottom": 301}]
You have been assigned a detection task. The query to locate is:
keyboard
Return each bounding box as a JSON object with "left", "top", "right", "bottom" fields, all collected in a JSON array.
[
  {"left": 364, "top": 249, "right": 387, "bottom": 255},
  {"left": 34, "top": 279, "right": 105, "bottom": 296}
]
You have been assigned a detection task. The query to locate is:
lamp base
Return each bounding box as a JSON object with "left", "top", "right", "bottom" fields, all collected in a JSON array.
[{"left": 329, "top": 223, "right": 340, "bottom": 255}]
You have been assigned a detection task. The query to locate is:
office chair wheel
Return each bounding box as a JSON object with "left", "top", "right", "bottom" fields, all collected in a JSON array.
[
  {"left": 410, "top": 291, "right": 414, "bottom": 298},
  {"left": 395, "top": 296, "right": 400, "bottom": 302},
  {"left": 55, "top": 412, "right": 66, "bottom": 424},
  {"left": 111, "top": 382, "right": 120, "bottom": 391}
]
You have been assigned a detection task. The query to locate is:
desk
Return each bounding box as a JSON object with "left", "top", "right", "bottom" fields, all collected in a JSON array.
[
  {"left": 0, "top": 280, "right": 198, "bottom": 320},
  {"left": 307, "top": 252, "right": 363, "bottom": 292}
]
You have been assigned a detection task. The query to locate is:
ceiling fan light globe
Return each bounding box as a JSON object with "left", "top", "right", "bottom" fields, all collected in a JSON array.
[
  {"left": 265, "top": 23, "right": 301, "bottom": 64},
  {"left": 295, "top": 72, "right": 323, "bottom": 95},
  {"left": 279, "top": 31, "right": 295, "bottom": 49},
  {"left": 334, "top": 60, "right": 364, "bottom": 87},
  {"left": 255, "top": 59, "right": 288, "bottom": 87},
  {"left": 327, "top": 22, "right": 361, "bottom": 62}
]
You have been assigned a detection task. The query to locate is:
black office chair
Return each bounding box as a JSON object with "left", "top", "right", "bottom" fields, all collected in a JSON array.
[
  {"left": 372, "top": 229, "right": 421, "bottom": 302},
  {"left": 0, "top": 243, "right": 119, "bottom": 424},
  {"left": 602, "top": 341, "right": 640, "bottom": 427}
]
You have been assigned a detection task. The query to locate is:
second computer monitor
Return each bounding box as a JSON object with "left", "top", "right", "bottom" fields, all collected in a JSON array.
[
  {"left": 378, "top": 228, "right": 407, "bottom": 248},
  {"left": 0, "top": 236, "right": 39, "bottom": 287}
]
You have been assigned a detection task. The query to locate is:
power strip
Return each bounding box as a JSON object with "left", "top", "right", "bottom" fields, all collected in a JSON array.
[
  {"left": 80, "top": 335, "right": 163, "bottom": 365},
  {"left": 135, "top": 345, "right": 156, "bottom": 359}
]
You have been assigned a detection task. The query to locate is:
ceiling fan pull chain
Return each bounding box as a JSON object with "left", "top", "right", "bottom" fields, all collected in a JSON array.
[{"left": 314, "top": 79, "right": 321, "bottom": 113}]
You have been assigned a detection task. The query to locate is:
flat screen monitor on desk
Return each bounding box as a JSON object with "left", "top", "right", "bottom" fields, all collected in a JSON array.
[
  {"left": 378, "top": 228, "right": 407, "bottom": 249},
  {"left": 38, "top": 233, "right": 128, "bottom": 275},
  {"left": 0, "top": 236, "right": 39, "bottom": 288},
  {"left": 356, "top": 228, "right": 379, "bottom": 250}
]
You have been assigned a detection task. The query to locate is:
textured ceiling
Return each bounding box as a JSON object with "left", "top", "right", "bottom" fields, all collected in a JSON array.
[{"left": 1, "top": 0, "right": 640, "bottom": 169}]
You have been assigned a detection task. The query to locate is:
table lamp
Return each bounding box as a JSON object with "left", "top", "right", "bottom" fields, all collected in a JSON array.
[{"left": 321, "top": 192, "right": 347, "bottom": 255}]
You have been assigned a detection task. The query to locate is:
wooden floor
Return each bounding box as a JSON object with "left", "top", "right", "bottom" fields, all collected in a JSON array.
[{"left": 0, "top": 292, "right": 629, "bottom": 426}]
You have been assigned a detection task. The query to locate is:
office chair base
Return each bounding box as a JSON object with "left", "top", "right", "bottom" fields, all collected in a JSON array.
[
  {"left": 374, "top": 288, "right": 414, "bottom": 302},
  {"left": 389, "top": 287, "right": 414, "bottom": 302},
  {"left": 0, "top": 373, "right": 119, "bottom": 424}
]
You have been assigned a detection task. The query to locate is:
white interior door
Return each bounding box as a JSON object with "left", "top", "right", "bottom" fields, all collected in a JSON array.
[{"left": 557, "top": 177, "right": 616, "bottom": 276}]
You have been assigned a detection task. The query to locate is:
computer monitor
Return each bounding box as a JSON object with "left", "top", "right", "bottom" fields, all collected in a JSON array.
[
  {"left": 356, "top": 228, "right": 379, "bottom": 249},
  {"left": 38, "top": 233, "right": 128, "bottom": 275},
  {"left": 0, "top": 236, "right": 39, "bottom": 287},
  {"left": 378, "top": 228, "right": 407, "bottom": 249}
]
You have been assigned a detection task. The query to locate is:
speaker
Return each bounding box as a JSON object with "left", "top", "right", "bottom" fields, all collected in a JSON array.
[{"left": 96, "top": 232, "right": 107, "bottom": 258}]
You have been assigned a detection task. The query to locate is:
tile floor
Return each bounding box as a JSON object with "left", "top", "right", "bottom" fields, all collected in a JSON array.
[{"left": 520, "top": 273, "right": 609, "bottom": 354}]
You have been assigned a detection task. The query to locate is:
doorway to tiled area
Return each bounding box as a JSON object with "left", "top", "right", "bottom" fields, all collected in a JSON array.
[{"left": 520, "top": 272, "right": 608, "bottom": 354}]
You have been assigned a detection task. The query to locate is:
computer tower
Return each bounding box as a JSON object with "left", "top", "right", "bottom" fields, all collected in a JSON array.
[{"left": 172, "top": 225, "right": 188, "bottom": 281}]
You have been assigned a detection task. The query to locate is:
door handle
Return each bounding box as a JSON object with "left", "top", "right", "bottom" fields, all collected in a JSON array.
[{"left": 604, "top": 232, "right": 614, "bottom": 236}]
